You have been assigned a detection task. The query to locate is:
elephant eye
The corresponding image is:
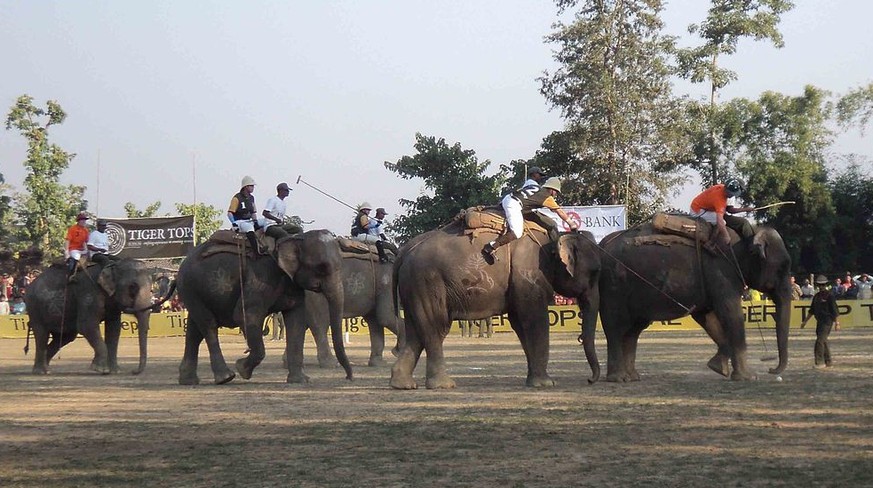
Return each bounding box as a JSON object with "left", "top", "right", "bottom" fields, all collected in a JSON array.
[{"left": 315, "top": 263, "right": 331, "bottom": 276}]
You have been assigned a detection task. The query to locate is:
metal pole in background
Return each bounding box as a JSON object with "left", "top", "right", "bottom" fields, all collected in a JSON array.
[
  {"left": 192, "top": 154, "right": 198, "bottom": 245},
  {"left": 296, "top": 175, "right": 358, "bottom": 212}
]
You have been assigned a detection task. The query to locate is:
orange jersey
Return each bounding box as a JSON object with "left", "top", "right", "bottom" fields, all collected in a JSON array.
[
  {"left": 690, "top": 184, "right": 728, "bottom": 214},
  {"left": 66, "top": 225, "right": 89, "bottom": 251}
]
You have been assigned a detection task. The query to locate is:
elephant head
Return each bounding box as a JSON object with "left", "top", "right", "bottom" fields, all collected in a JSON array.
[
  {"left": 96, "top": 260, "right": 156, "bottom": 374},
  {"left": 745, "top": 227, "right": 792, "bottom": 375},
  {"left": 275, "top": 231, "right": 352, "bottom": 379}
]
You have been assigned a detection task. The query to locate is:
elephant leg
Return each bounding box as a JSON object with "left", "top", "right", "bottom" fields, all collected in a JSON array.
[
  {"left": 235, "top": 313, "right": 267, "bottom": 380},
  {"left": 79, "top": 320, "right": 110, "bottom": 375},
  {"left": 285, "top": 306, "right": 311, "bottom": 384},
  {"left": 716, "top": 303, "right": 754, "bottom": 381},
  {"left": 203, "top": 326, "right": 235, "bottom": 385},
  {"left": 508, "top": 302, "right": 554, "bottom": 388},
  {"left": 30, "top": 324, "right": 51, "bottom": 375},
  {"left": 103, "top": 315, "right": 122, "bottom": 374},
  {"left": 179, "top": 321, "right": 205, "bottom": 385},
  {"left": 694, "top": 312, "right": 730, "bottom": 377},
  {"left": 46, "top": 329, "right": 78, "bottom": 364},
  {"left": 601, "top": 305, "right": 630, "bottom": 382},
  {"left": 620, "top": 322, "right": 647, "bottom": 382},
  {"left": 365, "top": 312, "right": 387, "bottom": 367},
  {"left": 389, "top": 315, "right": 425, "bottom": 390}
]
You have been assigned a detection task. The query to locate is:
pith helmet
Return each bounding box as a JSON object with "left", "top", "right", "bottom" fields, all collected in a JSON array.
[
  {"left": 240, "top": 176, "right": 256, "bottom": 188},
  {"left": 814, "top": 275, "right": 829, "bottom": 285},
  {"left": 725, "top": 178, "right": 744, "bottom": 197},
  {"left": 542, "top": 177, "right": 562, "bottom": 193},
  {"left": 359, "top": 202, "right": 372, "bottom": 211}
]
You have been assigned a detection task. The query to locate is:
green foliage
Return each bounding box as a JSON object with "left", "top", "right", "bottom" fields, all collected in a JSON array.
[
  {"left": 836, "top": 82, "right": 873, "bottom": 134},
  {"left": 384, "top": 134, "right": 503, "bottom": 242},
  {"left": 4, "top": 95, "right": 86, "bottom": 257},
  {"left": 540, "top": 0, "right": 692, "bottom": 224},
  {"left": 123, "top": 201, "right": 162, "bottom": 218},
  {"left": 677, "top": 0, "right": 794, "bottom": 185},
  {"left": 0, "top": 173, "right": 13, "bottom": 247},
  {"left": 174, "top": 202, "right": 222, "bottom": 245},
  {"left": 826, "top": 161, "right": 873, "bottom": 274}
]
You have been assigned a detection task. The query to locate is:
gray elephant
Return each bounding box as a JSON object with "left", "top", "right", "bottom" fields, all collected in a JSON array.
[
  {"left": 390, "top": 218, "right": 600, "bottom": 389},
  {"left": 305, "top": 254, "right": 404, "bottom": 368},
  {"left": 176, "top": 230, "right": 352, "bottom": 385},
  {"left": 24, "top": 259, "right": 163, "bottom": 375},
  {"left": 592, "top": 215, "right": 791, "bottom": 382}
]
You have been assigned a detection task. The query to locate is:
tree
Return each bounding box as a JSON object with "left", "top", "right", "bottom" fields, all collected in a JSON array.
[
  {"left": 384, "top": 134, "right": 503, "bottom": 242},
  {"left": 676, "top": 0, "right": 795, "bottom": 184},
  {"left": 827, "top": 161, "right": 873, "bottom": 274},
  {"left": 836, "top": 81, "right": 873, "bottom": 134},
  {"left": 5, "top": 95, "right": 86, "bottom": 256},
  {"left": 715, "top": 86, "right": 834, "bottom": 274},
  {"left": 174, "top": 202, "right": 222, "bottom": 245},
  {"left": 0, "top": 172, "right": 14, "bottom": 247},
  {"left": 123, "top": 201, "right": 162, "bottom": 218},
  {"left": 540, "top": 0, "right": 691, "bottom": 224}
]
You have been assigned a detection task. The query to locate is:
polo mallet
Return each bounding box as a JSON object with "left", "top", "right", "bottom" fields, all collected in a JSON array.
[
  {"left": 748, "top": 201, "right": 796, "bottom": 212},
  {"left": 296, "top": 175, "right": 358, "bottom": 212},
  {"left": 756, "top": 323, "right": 777, "bottom": 361}
]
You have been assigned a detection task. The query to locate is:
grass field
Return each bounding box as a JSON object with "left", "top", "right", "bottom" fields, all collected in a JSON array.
[{"left": 1, "top": 327, "right": 871, "bottom": 487}]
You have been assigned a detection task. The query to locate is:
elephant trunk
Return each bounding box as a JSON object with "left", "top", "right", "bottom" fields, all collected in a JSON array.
[
  {"left": 769, "top": 287, "right": 791, "bottom": 375},
  {"left": 325, "top": 279, "right": 353, "bottom": 380},
  {"left": 132, "top": 309, "right": 150, "bottom": 375},
  {"left": 579, "top": 286, "right": 600, "bottom": 383}
]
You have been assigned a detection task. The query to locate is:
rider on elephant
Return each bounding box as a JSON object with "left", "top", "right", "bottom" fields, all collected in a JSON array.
[
  {"left": 87, "top": 219, "right": 118, "bottom": 266},
  {"left": 522, "top": 166, "right": 547, "bottom": 189},
  {"left": 262, "top": 181, "right": 293, "bottom": 239},
  {"left": 482, "top": 177, "right": 578, "bottom": 263},
  {"left": 690, "top": 179, "right": 756, "bottom": 252},
  {"left": 351, "top": 203, "right": 395, "bottom": 263},
  {"left": 228, "top": 175, "right": 267, "bottom": 255},
  {"left": 64, "top": 212, "right": 90, "bottom": 275}
]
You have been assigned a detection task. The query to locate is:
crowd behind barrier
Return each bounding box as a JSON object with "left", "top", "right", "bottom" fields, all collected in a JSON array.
[{"left": 2, "top": 299, "right": 872, "bottom": 339}]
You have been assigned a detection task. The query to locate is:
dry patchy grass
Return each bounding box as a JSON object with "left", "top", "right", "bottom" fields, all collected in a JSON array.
[{"left": 1, "top": 328, "right": 871, "bottom": 487}]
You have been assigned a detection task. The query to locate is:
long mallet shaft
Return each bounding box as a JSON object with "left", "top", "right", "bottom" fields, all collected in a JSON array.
[
  {"left": 749, "top": 201, "right": 796, "bottom": 212},
  {"left": 296, "top": 175, "right": 358, "bottom": 212}
]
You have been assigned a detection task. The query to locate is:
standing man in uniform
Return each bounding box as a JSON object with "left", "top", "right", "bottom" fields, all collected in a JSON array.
[
  {"left": 228, "top": 176, "right": 267, "bottom": 255},
  {"left": 64, "top": 212, "right": 90, "bottom": 275},
  {"left": 801, "top": 274, "right": 840, "bottom": 368},
  {"left": 262, "top": 182, "right": 292, "bottom": 239}
]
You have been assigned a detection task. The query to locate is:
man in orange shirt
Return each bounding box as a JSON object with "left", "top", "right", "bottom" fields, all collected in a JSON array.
[
  {"left": 690, "top": 179, "right": 755, "bottom": 251},
  {"left": 64, "top": 212, "right": 90, "bottom": 275}
]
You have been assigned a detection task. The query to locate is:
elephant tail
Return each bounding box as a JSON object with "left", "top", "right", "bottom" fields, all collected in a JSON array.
[{"left": 23, "top": 321, "right": 31, "bottom": 355}]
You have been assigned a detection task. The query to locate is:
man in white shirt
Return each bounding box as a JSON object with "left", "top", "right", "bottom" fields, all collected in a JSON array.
[
  {"left": 262, "top": 182, "right": 292, "bottom": 239},
  {"left": 87, "top": 219, "right": 112, "bottom": 265}
]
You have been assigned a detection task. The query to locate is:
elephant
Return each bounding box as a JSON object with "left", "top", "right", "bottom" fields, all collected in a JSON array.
[
  {"left": 591, "top": 216, "right": 791, "bottom": 383},
  {"left": 305, "top": 254, "right": 404, "bottom": 368},
  {"left": 390, "top": 219, "right": 600, "bottom": 389},
  {"left": 24, "top": 258, "right": 164, "bottom": 375},
  {"left": 176, "top": 229, "right": 352, "bottom": 385}
]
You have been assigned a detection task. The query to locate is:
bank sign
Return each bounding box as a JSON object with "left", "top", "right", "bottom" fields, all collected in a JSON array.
[
  {"left": 538, "top": 205, "right": 626, "bottom": 242},
  {"left": 104, "top": 215, "right": 195, "bottom": 259}
]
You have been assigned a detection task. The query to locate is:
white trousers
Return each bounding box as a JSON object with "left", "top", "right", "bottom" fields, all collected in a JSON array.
[
  {"left": 354, "top": 234, "right": 379, "bottom": 244},
  {"left": 69, "top": 250, "right": 84, "bottom": 260},
  {"left": 501, "top": 194, "right": 524, "bottom": 239},
  {"left": 690, "top": 209, "right": 718, "bottom": 224},
  {"left": 235, "top": 218, "right": 266, "bottom": 233}
]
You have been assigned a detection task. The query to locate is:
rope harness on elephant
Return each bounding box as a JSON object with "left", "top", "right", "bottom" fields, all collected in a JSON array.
[{"left": 236, "top": 238, "right": 248, "bottom": 343}]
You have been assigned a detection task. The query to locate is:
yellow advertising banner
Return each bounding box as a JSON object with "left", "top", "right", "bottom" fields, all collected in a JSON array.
[{"left": 2, "top": 299, "right": 872, "bottom": 339}]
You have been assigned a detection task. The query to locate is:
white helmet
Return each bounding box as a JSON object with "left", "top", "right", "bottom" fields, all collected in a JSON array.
[
  {"left": 359, "top": 202, "right": 372, "bottom": 211},
  {"left": 542, "top": 177, "right": 562, "bottom": 193},
  {"left": 240, "top": 176, "right": 256, "bottom": 188}
]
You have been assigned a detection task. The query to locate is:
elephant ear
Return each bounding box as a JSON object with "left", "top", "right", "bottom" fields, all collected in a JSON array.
[
  {"left": 97, "top": 266, "right": 116, "bottom": 296},
  {"left": 557, "top": 235, "right": 576, "bottom": 278},
  {"left": 276, "top": 237, "right": 300, "bottom": 278},
  {"left": 752, "top": 231, "right": 767, "bottom": 260}
]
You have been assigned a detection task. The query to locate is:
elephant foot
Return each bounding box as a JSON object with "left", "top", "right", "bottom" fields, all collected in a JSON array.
[
  {"left": 90, "top": 361, "right": 112, "bottom": 375},
  {"left": 235, "top": 358, "right": 255, "bottom": 380},
  {"left": 179, "top": 375, "right": 200, "bottom": 386},
  {"left": 286, "top": 371, "right": 311, "bottom": 384},
  {"left": 389, "top": 370, "right": 418, "bottom": 390},
  {"left": 368, "top": 356, "right": 386, "bottom": 367},
  {"left": 605, "top": 372, "right": 631, "bottom": 383},
  {"left": 317, "top": 355, "right": 337, "bottom": 369},
  {"left": 707, "top": 354, "right": 730, "bottom": 377},
  {"left": 425, "top": 373, "right": 456, "bottom": 389},
  {"left": 31, "top": 367, "right": 49, "bottom": 375},
  {"left": 526, "top": 375, "right": 556, "bottom": 388},
  {"left": 214, "top": 371, "right": 236, "bottom": 385},
  {"left": 627, "top": 370, "right": 641, "bottom": 382},
  {"left": 730, "top": 369, "right": 757, "bottom": 381}
]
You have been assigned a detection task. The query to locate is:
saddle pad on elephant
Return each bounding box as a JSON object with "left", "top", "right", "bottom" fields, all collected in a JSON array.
[
  {"left": 202, "top": 230, "right": 277, "bottom": 259},
  {"left": 337, "top": 237, "right": 396, "bottom": 261},
  {"left": 629, "top": 234, "right": 697, "bottom": 249},
  {"left": 650, "top": 212, "right": 740, "bottom": 247},
  {"left": 462, "top": 207, "right": 549, "bottom": 235}
]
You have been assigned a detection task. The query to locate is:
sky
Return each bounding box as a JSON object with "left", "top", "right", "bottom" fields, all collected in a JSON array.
[{"left": 1, "top": 0, "right": 871, "bottom": 236}]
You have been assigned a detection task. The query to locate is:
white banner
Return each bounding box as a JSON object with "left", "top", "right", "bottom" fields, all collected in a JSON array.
[{"left": 537, "top": 205, "right": 626, "bottom": 243}]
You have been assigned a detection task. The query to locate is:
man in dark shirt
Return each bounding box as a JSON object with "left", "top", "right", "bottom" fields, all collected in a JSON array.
[{"left": 800, "top": 275, "right": 840, "bottom": 368}]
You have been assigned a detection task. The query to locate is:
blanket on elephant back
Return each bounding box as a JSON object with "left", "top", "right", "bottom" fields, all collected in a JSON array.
[
  {"left": 642, "top": 212, "right": 739, "bottom": 249},
  {"left": 201, "top": 230, "right": 277, "bottom": 259},
  {"left": 336, "top": 237, "right": 389, "bottom": 261},
  {"left": 458, "top": 206, "right": 550, "bottom": 239}
]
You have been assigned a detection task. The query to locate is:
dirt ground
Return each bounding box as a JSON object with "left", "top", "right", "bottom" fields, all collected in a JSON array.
[{"left": 1, "top": 327, "right": 871, "bottom": 487}]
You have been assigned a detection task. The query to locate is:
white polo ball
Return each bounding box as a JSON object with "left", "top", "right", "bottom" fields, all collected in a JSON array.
[{"left": 776, "top": 376, "right": 783, "bottom": 382}]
